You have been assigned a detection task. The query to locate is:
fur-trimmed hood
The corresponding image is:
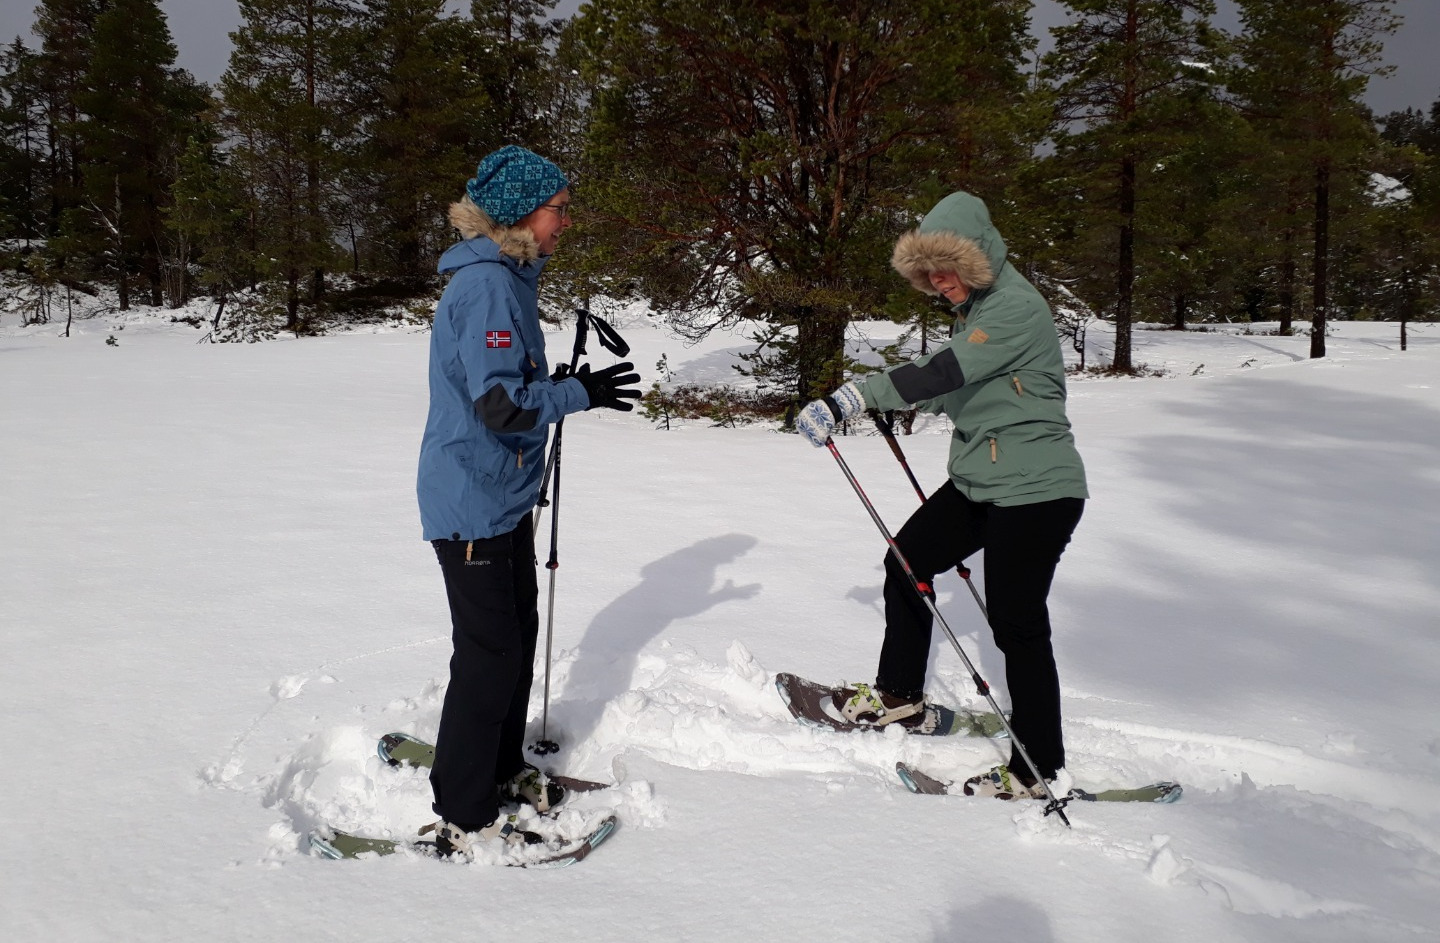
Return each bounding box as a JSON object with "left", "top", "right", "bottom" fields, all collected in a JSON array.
[
  {"left": 891, "top": 191, "right": 1008, "bottom": 296},
  {"left": 447, "top": 196, "right": 541, "bottom": 263}
]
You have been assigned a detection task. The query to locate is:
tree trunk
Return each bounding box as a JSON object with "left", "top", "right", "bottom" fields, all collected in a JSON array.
[
  {"left": 348, "top": 220, "right": 360, "bottom": 273},
  {"left": 1114, "top": 154, "right": 1136, "bottom": 371},
  {"left": 1310, "top": 160, "right": 1329, "bottom": 359},
  {"left": 1278, "top": 222, "right": 1295, "bottom": 335},
  {"left": 305, "top": 0, "right": 325, "bottom": 306},
  {"left": 211, "top": 291, "right": 228, "bottom": 336},
  {"left": 286, "top": 271, "right": 301, "bottom": 334},
  {"left": 794, "top": 307, "right": 847, "bottom": 405},
  {"left": 111, "top": 176, "right": 129, "bottom": 311},
  {"left": 1108, "top": 0, "right": 1141, "bottom": 372},
  {"left": 1399, "top": 266, "right": 1411, "bottom": 351}
]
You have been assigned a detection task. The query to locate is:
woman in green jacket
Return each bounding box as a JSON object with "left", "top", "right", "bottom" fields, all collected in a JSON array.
[{"left": 796, "top": 191, "right": 1087, "bottom": 799}]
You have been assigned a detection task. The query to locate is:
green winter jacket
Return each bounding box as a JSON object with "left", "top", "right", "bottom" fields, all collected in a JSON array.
[{"left": 858, "top": 192, "right": 1088, "bottom": 507}]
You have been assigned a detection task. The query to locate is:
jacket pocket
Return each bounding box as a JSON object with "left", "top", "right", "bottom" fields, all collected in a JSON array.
[
  {"left": 466, "top": 442, "right": 510, "bottom": 482},
  {"left": 979, "top": 432, "right": 1030, "bottom": 477}
]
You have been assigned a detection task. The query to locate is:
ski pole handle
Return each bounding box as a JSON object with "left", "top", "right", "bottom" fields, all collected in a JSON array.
[{"left": 572, "top": 308, "right": 591, "bottom": 359}]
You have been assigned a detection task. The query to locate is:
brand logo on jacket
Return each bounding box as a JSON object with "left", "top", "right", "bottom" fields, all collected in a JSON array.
[
  {"left": 486, "top": 331, "right": 512, "bottom": 348},
  {"left": 968, "top": 329, "right": 989, "bottom": 344}
]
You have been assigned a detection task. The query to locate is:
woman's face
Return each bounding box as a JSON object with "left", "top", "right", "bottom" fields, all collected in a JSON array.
[
  {"left": 928, "top": 270, "right": 969, "bottom": 305},
  {"left": 518, "top": 188, "right": 572, "bottom": 256}
]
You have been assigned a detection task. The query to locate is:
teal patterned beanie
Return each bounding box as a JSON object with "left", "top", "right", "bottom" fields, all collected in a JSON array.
[{"left": 465, "top": 145, "right": 569, "bottom": 226}]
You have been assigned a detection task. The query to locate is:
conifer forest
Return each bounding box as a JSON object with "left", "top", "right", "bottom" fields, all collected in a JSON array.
[{"left": 1, "top": 0, "right": 1436, "bottom": 405}]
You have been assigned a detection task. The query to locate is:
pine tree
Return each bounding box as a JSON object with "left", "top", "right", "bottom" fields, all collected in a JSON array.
[
  {"left": 1135, "top": 102, "right": 1248, "bottom": 329},
  {"left": 468, "top": 0, "right": 559, "bottom": 146},
  {"left": 1379, "top": 102, "right": 1440, "bottom": 155},
  {"left": 69, "top": 0, "right": 209, "bottom": 308},
  {"left": 32, "top": 0, "right": 104, "bottom": 236},
  {"left": 1367, "top": 101, "right": 1440, "bottom": 349},
  {"left": 220, "top": 0, "right": 354, "bottom": 331},
  {"left": 340, "top": 0, "right": 489, "bottom": 282},
  {"left": 167, "top": 134, "right": 256, "bottom": 335},
  {"left": 1040, "top": 0, "right": 1219, "bottom": 371},
  {"left": 570, "top": 0, "right": 1032, "bottom": 406},
  {"left": 1230, "top": 0, "right": 1399, "bottom": 357},
  {"left": 0, "top": 39, "right": 47, "bottom": 245},
  {"left": 528, "top": 16, "right": 626, "bottom": 318}
]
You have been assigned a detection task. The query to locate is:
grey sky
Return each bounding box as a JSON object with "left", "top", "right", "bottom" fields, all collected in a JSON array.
[{"left": 3, "top": 0, "right": 1436, "bottom": 116}]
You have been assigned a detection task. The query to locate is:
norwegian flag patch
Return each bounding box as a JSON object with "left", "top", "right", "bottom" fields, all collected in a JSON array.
[{"left": 485, "top": 331, "right": 512, "bottom": 348}]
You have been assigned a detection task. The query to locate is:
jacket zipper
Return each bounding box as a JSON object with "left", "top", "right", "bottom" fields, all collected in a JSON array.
[
  {"left": 517, "top": 448, "right": 523, "bottom": 469},
  {"left": 989, "top": 437, "right": 997, "bottom": 463},
  {"left": 1012, "top": 375, "right": 1024, "bottom": 396}
]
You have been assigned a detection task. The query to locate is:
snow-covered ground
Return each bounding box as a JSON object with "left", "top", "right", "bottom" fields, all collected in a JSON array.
[{"left": 3, "top": 299, "right": 1438, "bottom": 942}]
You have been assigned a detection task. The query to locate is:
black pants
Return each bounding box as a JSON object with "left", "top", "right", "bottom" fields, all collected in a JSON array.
[
  {"left": 429, "top": 516, "right": 539, "bottom": 829},
  {"left": 875, "top": 483, "right": 1084, "bottom": 780}
]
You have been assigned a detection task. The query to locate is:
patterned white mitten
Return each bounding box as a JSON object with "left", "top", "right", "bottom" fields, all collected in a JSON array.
[{"left": 796, "top": 381, "right": 865, "bottom": 447}]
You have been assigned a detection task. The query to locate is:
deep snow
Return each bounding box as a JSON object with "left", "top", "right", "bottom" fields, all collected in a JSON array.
[{"left": 2, "top": 299, "right": 1438, "bottom": 942}]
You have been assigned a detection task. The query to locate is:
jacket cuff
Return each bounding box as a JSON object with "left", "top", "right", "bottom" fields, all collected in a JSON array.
[{"left": 562, "top": 375, "right": 589, "bottom": 412}]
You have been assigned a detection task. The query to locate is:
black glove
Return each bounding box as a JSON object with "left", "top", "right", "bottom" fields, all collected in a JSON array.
[
  {"left": 575, "top": 361, "right": 642, "bottom": 412},
  {"left": 551, "top": 363, "right": 572, "bottom": 382}
]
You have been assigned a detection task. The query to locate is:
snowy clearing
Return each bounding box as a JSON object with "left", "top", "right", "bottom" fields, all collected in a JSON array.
[{"left": 3, "top": 304, "right": 1438, "bottom": 942}]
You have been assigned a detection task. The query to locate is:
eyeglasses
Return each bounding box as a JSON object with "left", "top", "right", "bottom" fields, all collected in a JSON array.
[{"left": 538, "top": 202, "right": 571, "bottom": 219}]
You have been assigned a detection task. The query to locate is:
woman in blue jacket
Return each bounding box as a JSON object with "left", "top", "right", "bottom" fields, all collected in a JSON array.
[{"left": 416, "top": 146, "right": 639, "bottom": 858}]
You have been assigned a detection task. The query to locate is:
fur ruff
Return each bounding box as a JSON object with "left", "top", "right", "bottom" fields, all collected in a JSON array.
[
  {"left": 448, "top": 197, "right": 541, "bottom": 262},
  {"left": 891, "top": 229, "right": 995, "bottom": 295}
]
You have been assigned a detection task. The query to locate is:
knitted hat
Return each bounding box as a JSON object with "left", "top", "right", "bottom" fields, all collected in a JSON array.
[{"left": 465, "top": 146, "right": 569, "bottom": 226}]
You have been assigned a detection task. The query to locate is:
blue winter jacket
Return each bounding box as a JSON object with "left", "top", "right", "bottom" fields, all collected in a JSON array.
[{"left": 417, "top": 237, "right": 589, "bottom": 540}]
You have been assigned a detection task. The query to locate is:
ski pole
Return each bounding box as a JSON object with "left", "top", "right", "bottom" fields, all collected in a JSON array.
[
  {"left": 534, "top": 311, "right": 629, "bottom": 517},
  {"left": 529, "top": 416, "right": 565, "bottom": 756},
  {"left": 869, "top": 410, "right": 989, "bottom": 622},
  {"left": 529, "top": 310, "right": 631, "bottom": 756},
  {"left": 823, "top": 437, "right": 1071, "bottom": 825}
]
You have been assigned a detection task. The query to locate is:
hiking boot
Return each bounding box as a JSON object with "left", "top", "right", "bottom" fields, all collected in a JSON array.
[
  {"left": 832, "top": 682, "right": 926, "bottom": 728},
  {"left": 961, "top": 764, "right": 1048, "bottom": 800},
  {"left": 432, "top": 814, "right": 543, "bottom": 860},
  {"left": 498, "top": 762, "right": 565, "bottom": 813}
]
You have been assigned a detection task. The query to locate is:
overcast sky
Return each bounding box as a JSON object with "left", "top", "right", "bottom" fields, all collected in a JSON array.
[{"left": 3, "top": 0, "right": 1436, "bottom": 116}]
